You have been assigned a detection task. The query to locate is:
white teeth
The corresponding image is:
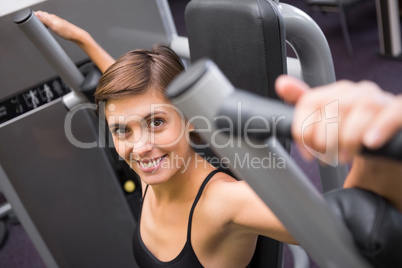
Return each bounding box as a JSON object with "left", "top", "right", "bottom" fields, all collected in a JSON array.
[
  {"left": 139, "top": 157, "right": 162, "bottom": 168},
  {"left": 140, "top": 162, "right": 150, "bottom": 168}
]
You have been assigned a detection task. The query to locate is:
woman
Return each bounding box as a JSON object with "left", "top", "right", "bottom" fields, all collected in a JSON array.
[
  {"left": 36, "top": 11, "right": 402, "bottom": 267},
  {"left": 96, "top": 44, "right": 294, "bottom": 267},
  {"left": 35, "top": 12, "right": 295, "bottom": 267}
]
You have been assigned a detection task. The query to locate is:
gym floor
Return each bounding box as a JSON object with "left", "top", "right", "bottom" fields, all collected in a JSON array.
[{"left": 1, "top": 0, "right": 401, "bottom": 267}]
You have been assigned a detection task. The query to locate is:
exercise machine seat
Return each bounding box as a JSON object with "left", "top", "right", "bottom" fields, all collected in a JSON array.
[
  {"left": 325, "top": 188, "right": 402, "bottom": 267},
  {"left": 185, "top": 0, "right": 286, "bottom": 99}
]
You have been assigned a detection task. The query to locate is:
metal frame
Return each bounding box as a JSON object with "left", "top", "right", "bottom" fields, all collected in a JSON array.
[
  {"left": 156, "top": 0, "right": 190, "bottom": 60},
  {"left": 14, "top": 9, "right": 87, "bottom": 110},
  {"left": 281, "top": 3, "right": 350, "bottom": 192},
  {"left": 375, "top": 0, "right": 402, "bottom": 58}
]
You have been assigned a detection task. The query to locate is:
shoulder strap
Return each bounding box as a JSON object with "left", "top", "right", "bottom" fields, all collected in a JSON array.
[
  {"left": 136, "top": 184, "right": 149, "bottom": 227},
  {"left": 187, "top": 169, "right": 220, "bottom": 240},
  {"left": 142, "top": 184, "right": 149, "bottom": 202}
]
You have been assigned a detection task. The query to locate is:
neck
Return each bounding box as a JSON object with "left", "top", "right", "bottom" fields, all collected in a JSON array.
[{"left": 150, "top": 152, "right": 215, "bottom": 205}]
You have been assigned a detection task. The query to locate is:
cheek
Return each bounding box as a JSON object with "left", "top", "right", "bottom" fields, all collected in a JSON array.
[
  {"left": 113, "top": 137, "right": 132, "bottom": 160},
  {"left": 153, "top": 125, "right": 188, "bottom": 149}
]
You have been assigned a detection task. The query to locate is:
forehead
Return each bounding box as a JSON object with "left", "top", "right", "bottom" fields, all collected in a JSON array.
[{"left": 104, "top": 90, "right": 173, "bottom": 119}]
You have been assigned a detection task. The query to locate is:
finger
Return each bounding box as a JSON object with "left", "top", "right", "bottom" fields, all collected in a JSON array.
[
  {"left": 339, "top": 99, "right": 379, "bottom": 163},
  {"left": 314, "top": 100, "right": 340, "bottom": 164},
  {"left": 34, "top": 10, "right": 42, "bottom": 17},
  {"left": 363, "top": 95, "right": 402, "bottom": 149},
  {"left": 34, "top": 10, "right": 51, "bottom": 25},
  {"left": 34, "top": 10, "right": 46, "bottom": 20},
  {"left": 310, "top": 80, "right": 377, "bottom": 162},
  {"left": 275, "top": 75, "right": 310, "bottom": 104},
  {"left": 292, "top": 81, "right": 348, "bottom": 162},
  {"left": 292, "top": 101, "right": 321, "bottom": 161},
  {"left": 291, "top": 80, "right": 358, "bottom": 161}
]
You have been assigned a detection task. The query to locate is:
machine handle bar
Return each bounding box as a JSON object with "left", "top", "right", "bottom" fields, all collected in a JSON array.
[{"left": 166, "top": 58, "right": 402, "bottom": 162}]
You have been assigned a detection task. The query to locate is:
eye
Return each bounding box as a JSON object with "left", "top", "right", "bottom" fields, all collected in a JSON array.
[
  {"left": 111, "top": 126, "right": 130, "bottom": 136},
  {"left": 149, "top": 118, "right": 165, "bottom": 128}
]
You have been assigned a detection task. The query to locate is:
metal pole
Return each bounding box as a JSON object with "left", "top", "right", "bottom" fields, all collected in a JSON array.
[
  {"left": 280, "top": 3, "right": 349, "bottom": 191},
  {"left": 14, "top": 9, "right": 86, "bottom": 110}
]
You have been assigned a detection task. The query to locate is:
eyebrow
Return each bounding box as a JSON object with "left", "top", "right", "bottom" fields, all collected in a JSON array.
[
  {"left": 108, "top": 111, "right": 167, "bottom": 129},
  {"left": 143, "top": 111, "right": 167, "bottom": 121}
]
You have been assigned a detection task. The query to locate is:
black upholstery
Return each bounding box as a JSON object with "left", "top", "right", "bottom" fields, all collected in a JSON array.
[
  {"left": 185, "top": 0, "right": 286, "bottom": 99},
  {"left": 185, "top": 1, "right": 287, "bottom": 267},
  {"left": 325, "top": 188, "right": 402, "bottom": 267}
]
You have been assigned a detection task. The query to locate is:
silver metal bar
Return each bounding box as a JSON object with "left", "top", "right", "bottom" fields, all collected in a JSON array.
[
  {"left": 170, "top": 36, "right": 190, "bottom": 60},
  {"left": 14, "top": 9, "right": 86, "bottom": 110},
  {"left": 155, "top": 0, "right": 190, "bottom": 61},
  {"left": 280, "top": 3, "right": 334, "bottom": 86},
  {"left": 155, "top": 0, "right": 178, "bottom": 42},
  {"left": 280, "top": 3, "right": 349, "bottom": 191},
  {"left": 286, "top": 56, "right": 302, "bottom": 80},
  {"left": 0, "top": 203, "right": 12, "bottom": 218},
  {"left": 375, "top": 0, "right": 402, "bottom": 57},
  {"left": 287, "top": 245, "right": 309, "bottom": 268}
]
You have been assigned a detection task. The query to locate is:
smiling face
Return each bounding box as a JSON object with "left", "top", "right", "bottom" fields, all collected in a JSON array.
[
  {"left": 94, "top": 45, "right": 193, "bottom": 185},
  {"left": 105, "top": 89, "right": 194, "bottom": 185}
]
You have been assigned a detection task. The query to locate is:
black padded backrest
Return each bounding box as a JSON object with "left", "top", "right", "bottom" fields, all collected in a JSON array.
[
  {"left": 185, "top": 0, "right": 287, "bottom": 99},
  {"left": 185, "top": 1, "right": 287, "bottom": 267}
]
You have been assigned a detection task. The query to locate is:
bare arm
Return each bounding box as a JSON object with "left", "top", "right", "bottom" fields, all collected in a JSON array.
[
  {"left": 35, "top": 11, "right": 115, "bottom": 73},
  {"left": 207, "top": 178, "right": 297, "bottom": 245},
  {"left": 229, "top": 180, "right": 297, "bottom": 244}
]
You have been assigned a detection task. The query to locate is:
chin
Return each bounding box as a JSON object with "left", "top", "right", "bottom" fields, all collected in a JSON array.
[{"left": 138, "top": 166, "right": 185, "bottom": 186}]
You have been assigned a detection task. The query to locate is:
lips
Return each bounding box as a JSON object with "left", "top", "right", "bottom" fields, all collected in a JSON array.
[{"left": 135, "top": 155, "right": 167, "bottom": 172}]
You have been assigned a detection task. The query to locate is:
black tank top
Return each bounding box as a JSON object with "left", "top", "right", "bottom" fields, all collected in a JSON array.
[{"left": 132, "top": 170, "right": 220, "bottom": 268}]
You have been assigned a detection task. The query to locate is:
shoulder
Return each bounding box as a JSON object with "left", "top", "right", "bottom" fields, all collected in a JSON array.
[
  {"left": 204, "top": 171, "right": 245, "bottom": 197},
  {"left": 199, "top": 172, "right": 253, "bottom": 223},
  {"left": 205, "top": 172, "right": 249, "bottom": 197},
  {"left": 196, "top": 170, "right": 295, "bottom": 244}
]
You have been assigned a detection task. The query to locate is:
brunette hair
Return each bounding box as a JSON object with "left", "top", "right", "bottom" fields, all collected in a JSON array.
[{"left": 95, "top": 44, "right": 184, "bottom": 104}]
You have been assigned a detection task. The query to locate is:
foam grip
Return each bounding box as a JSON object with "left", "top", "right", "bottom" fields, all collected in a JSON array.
[{"left": 324, "top": 188, "right": 402, "bottom": 267}]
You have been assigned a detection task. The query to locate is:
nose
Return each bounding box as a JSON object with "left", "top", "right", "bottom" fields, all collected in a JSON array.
[{"left": 129, "top": 134, "right": 153, "bottom": 158}]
